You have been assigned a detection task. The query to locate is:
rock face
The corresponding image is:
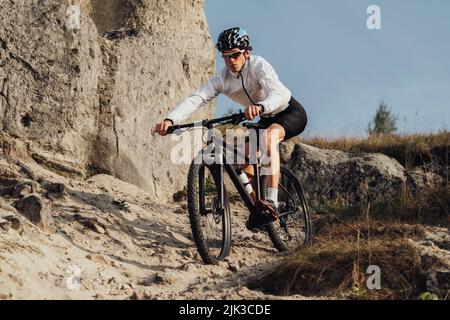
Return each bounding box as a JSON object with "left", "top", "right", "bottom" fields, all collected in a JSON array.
[
  {"left": 282, "top": 143, "right": 415, "bottom": 207},
  {"left": 0, "top": 0, "right": 215, "bottom": 200}
]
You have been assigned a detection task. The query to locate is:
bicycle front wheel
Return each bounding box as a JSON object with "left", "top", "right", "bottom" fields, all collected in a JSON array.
[
  {"left": 263, "top": 165, "right": 312, "bottom": 252},
  {"left": 187, "top": 161, "right": 231, "bottom": 264}
]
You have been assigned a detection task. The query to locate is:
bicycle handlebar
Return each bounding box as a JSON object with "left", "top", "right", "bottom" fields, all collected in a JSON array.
[{"left": 167, "top": 111, "right": 247, "bottom": 135}]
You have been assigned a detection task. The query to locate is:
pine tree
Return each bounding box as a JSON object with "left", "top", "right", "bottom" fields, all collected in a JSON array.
[{"left": 368, "top": 101, "right": 397, "bottom": 135}]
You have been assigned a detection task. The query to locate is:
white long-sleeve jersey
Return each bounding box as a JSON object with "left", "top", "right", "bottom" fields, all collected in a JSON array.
[{"left": 165, "top": 55, "right": 292, "bottom": 124}]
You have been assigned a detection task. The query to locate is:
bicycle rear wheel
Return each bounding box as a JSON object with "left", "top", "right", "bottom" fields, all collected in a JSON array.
[
  {"left": 263, "top": 165, "right": 312, "bottom": 252},
  {"left": 187, "top": 161, "right": 231, "bottom": 264}
]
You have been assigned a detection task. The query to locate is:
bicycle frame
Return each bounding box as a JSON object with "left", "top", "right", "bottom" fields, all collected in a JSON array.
[
  {"left": 201, "top": 126, "right": 263, "bottom": 218},
  {"left": 168, "top": 111, "right": 265, "bottom": 216}
]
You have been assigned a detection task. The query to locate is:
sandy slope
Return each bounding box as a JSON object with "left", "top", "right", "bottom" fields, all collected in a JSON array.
[
  {"left": 0, "top": 171, "right": 311, "bottom": 300},
  {"left": 1, "top": 159, "right": 448, "bottom": 300}
]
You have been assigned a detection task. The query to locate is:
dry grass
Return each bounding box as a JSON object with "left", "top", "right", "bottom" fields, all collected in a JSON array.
[
  {"left": 316, "top": 218, "right": 427, "bottom": 242},
  {"left": 291, "top": 130, "right": 449, "bottom": 170},
  {"left": 252, "top": 218, "right": 446, "bottom": 300},
  {"left": 383, "top": 186, "right": 449, "bottom": 226},
  {"left": 251, "top": 132, "right": 449, "bottom": 299},
  {"left": 318, "top": 186, "right": 450, "bottom": 227}
]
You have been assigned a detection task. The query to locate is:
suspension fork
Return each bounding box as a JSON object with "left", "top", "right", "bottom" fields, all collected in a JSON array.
[{"left": 209, "top": 125, "right": 226, "bottom": 213}]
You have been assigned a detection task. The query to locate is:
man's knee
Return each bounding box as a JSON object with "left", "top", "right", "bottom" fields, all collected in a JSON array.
[
  {"left": 263, "top": 127, "right": 283, "bottom": 146},
  {"left": 261, "top": 130, "right": 282, "bottom": 157}
]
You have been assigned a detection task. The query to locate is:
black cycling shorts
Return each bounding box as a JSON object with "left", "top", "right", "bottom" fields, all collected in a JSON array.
[{"left": 258, "top": 96, "right": 308, "bottom": 141}]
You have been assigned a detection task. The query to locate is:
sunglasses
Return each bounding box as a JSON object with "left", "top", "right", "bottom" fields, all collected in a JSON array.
[{"left": 222, "top": 50, "right": 245, "bottom": 60}]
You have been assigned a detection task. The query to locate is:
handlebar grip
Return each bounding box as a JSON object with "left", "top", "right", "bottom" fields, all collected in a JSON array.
[{"left": 167, "top": 125, "right": 179, "bottom": 135}]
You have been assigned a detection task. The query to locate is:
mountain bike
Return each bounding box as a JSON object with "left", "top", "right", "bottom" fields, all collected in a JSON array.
[{"left": 168, "top": 112, "right": 312, "bottom": 264}]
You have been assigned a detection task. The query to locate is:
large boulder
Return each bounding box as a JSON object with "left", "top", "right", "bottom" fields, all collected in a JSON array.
[
  {"left": 0, "top": 0, "right": 215, "bottom": 200},
  {"left": 282, "top": 143, "right": 409, "bottom": 207}
]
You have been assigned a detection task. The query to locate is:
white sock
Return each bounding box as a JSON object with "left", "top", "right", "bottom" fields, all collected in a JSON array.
[{"left": 266, "top": 188, "right": 278, "bottom": 207}]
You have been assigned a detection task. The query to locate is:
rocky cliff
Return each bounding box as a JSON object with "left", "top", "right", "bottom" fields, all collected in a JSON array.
[{"left": 0, "top": 0, "right": 215, "bottom": 200}]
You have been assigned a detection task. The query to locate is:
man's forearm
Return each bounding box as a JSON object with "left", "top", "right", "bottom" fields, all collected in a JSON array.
[{"left": 165, "top": 95, "right": 204, "bottom": 124}]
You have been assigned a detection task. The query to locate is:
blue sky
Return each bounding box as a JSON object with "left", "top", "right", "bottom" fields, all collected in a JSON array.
[{"left": 204, "top": 0, "right": 450, "bottom": 137}]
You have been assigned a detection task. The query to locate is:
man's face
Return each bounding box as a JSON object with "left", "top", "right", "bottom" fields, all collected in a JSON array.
[{"left": 222, "top": 48, "right": 249, "bottom": 73}]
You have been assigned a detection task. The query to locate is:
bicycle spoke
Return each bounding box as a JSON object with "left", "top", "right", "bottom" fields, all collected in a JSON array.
[
  {"left": 279, "top": 181, "right": 297, "bottom": 205},
  {"left": 265, "top": 166, "right": 311, "bottom": 252}
]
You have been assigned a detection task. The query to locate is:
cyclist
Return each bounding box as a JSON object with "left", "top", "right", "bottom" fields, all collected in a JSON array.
[{"left": 155, "top": 27, "right": 307, "bottom": 230}]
